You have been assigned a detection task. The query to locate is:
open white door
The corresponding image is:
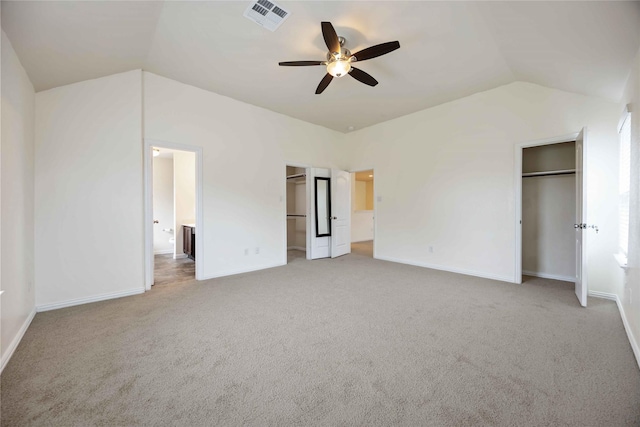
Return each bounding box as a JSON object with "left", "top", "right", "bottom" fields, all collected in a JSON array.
[
  {"left": 331, "top": 169, "right": 351, "bottom": 258},
  {"left": 574, "top": 129, "right": 587, "bottom": 307}
]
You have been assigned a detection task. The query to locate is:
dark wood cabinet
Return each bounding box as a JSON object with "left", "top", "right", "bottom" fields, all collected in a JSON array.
[{"left": 183, "top": 225, "right": 195, "bottom": 261}]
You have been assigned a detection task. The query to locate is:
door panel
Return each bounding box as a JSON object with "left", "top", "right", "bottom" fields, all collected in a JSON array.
[
  {"left": 575, "top": 129, "right": 587, "bottom": 307},
  {"left": 310, "top": 168, "right": 331, "bottom": 259},
  {"left": 331, "top": 169, "right": 351, "bottom": 258}
]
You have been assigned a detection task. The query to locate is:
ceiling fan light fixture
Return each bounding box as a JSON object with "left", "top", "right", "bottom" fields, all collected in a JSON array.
[{"left": 327, "top": 59, "right": 351, "bottom": 78}]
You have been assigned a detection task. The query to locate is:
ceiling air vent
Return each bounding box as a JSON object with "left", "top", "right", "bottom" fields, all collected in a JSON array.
[{"left": 243, "top": 0, "right": 290, "bottom": 32}]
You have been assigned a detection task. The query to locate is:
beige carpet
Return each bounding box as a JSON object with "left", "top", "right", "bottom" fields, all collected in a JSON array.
[{"left": 2, "top": 251, "right": 639, "bottom": 426}]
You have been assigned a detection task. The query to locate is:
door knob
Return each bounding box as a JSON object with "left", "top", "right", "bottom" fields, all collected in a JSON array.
[
  {"left": 332, "top": 216, "right": 338, "bottom": 220},
  {"left": 153, "top": 220, "right": 159, "bottom": 224}
]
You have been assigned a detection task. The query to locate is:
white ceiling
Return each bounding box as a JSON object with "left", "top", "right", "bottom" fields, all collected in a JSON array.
[{"left": 3, "top": 1, "right": 639, "bottom": 133}]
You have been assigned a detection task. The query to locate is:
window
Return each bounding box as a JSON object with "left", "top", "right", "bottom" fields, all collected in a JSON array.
[{"left": 619, "top": 110, "right": 631, "bottom": 257}]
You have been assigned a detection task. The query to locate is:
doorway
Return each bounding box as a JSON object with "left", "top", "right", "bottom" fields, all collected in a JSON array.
[
  {"left": 350, "top": 169, "right": 375, "bottom": 257},
  {"left": 144, "top": 139, "right": 203, "bottom": 290},
  {"left": 286, "top": 165, "right": 310, "bottom": 263},
  {"left": 522, "top": 141, "right": 576, "bottom": 282},
  {"left": 151, "top": 147, "right": 196, "bottom": 286},
  {"left": 515, "top": 130, "right": 588, "bottom": 306}
]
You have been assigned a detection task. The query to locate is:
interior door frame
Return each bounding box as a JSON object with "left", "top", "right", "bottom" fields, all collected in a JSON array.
[
  {"left": 283, "top": 162, "right": 312, "bottom": 263},
  {"left": 514, "top": 132, "right": 580, "bottom": 285},
  {"left": 349, "top": 167, "right": 377, "bottom": 259},
  {"left": 144, "top": 138, "right": 204, "bottom": 290}
]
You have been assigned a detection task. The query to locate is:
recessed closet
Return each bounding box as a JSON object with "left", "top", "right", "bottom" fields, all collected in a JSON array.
[
  {"left": 286, "top": 166, "right": 307, "bottom": 258},
  {"left": 522, "top": 141, "right": 576, "bottom": 282}
]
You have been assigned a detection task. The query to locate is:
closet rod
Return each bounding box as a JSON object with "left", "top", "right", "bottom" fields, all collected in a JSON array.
[
  {"left": 522, "top": 169, "right": 576, "bottom": 178},
  {"left": 287, "top": 214, "right": 306, "bottom": 217},
  {"left": 286, "top": 173, "right": 306, "bottom": 180}
]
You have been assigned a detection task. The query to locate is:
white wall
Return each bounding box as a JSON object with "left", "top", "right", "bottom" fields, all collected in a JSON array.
[
  {"left": 152, "top": 156, "right": 174, "bottom": 254},
  {"left": 522, "top": 175, "right": 575, "bottom": 281},
  {"left": 621, "top": 47, "right": 640, "bottom": 366},
  {"left": 173, "top": 150, "right": 195, "bottom": 258},
  {"left": 355, "top": 180, "right": 367, "bottom": 211},
  {"left": 35, "top": 70, "right": 144, "bottom": 308},
  {"left": 345, "top": 82, "right": 621, "bottom": 290},
  {"left": 143, "top": 72, "right": 345, "bottom": 278},
  {"left": 1, "top": 30, "right": 35, "bottom": 369}
]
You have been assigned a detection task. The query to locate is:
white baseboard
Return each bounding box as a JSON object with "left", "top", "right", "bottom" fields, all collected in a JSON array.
[
  {"left": 154, "top": 249, "right": 174, "bottom": 255},
  {"left": 201, "top": 262, "right": 285, "bottom": 280},
  {"left": 523, "top": 270, "right": 575, "bottom": 283},
  {"left": 36, "top": 288, "right": 145, "bottom": 312},
  {"left": 1, "top": 308, "right": 36, "bottom": 374},
  {"left": 587, "top": 290, "right": 617, "bottom": 301},
  {"left": 287, "top": 246, "right": 306, "bottom": 251},
  {"left": 375, "top": 255, "right": 514, "bottom": 284},
  {"left": 173, "top": 253, "right": 187, "bottom": 260},
  {"left": 589, "top": 290, "right": 640, "bottom": 370}
]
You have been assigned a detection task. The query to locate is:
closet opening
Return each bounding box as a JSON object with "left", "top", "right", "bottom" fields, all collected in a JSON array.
[
  {"left": 350, "top": 169, "right": 375, "bottom": 258},
  {"left": 521, "top": 141, "right": 576, "bottom": 285},
  {"left": 286, "top": 165, "right": 310, "bottom": 263}
]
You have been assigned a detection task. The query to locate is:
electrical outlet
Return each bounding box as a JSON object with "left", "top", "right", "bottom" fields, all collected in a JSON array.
[
  {"left": 255, "top": 247, "right": 260, "bottom": 255},
  {"left": 244, "top": 248, "right": 249, "bottom": 256}
]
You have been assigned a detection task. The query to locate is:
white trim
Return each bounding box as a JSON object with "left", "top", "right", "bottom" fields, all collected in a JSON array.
[
  {"left": 617, "top": 297, "right": 640, "bottom": 370},
  {"left": 618, "top": 105, "right": 631, "bottom": 133},
  {"left": 144, "top": 138, "right": 204, "bottom": 290},
  {"left": 588, "top": 290, "right": 617, "bottom": 301},
  {"left": 36, "top": 288, "right": 144, "bottom": 312},
  {"left": 514, "top": 132, "right": 580, "bottom": 284},
  {"left": 201, "top": 262, "right": 285, "bottom": 280},
  {"left": 522, "top": 270, "right": 575, "bottom": 283},
  {"left": 614, "top": 253, "right": 629, "bottom": 269},
  {"left": 589, "top": 290, "right": 640, "bottom": 370},
  {"left": 287, "top": 246, "right": 306, "bottom": 251},
  {"left": 376, "top": 255, "right": 514, "bottom": 284},
  {"left": 1, "top": 309, "right": 36, "bottom": 374},
  {"left": 154, "top": 249, "right": 174, "bottom": 255}
]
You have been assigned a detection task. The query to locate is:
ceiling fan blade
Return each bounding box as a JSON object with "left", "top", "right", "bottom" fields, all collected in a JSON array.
[
  {"left": 321, "top": 22, "right": 340, "bottom": 54},
  {"left": 351, "top": 41, "right": 400, "bottom": 62},
  {"left": 315, "top": 73, "right": 334, "bottom": 94},
  {"left": 279, "top": 61, "right": 324, "bottom": 66},
  {"left": 348, "top": 67, "right": 378, "bottom": 87}
]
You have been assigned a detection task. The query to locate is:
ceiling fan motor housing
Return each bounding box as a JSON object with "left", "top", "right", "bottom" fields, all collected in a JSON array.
[{"left": 278, "top": 22, "right": 400, "bottom": 93}]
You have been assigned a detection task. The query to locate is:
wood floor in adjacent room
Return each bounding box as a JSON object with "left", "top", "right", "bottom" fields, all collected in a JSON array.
[
  {"left": 153, "top": 254, "right": 195, "bottom": 286},
  {"left": 2, "top": 250, "right": 639, "bottom": 426}
]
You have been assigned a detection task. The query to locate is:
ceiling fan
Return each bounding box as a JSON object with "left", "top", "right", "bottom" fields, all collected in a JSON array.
[{"left": 279, "top": 22, "right": 400, "bottom": 94}]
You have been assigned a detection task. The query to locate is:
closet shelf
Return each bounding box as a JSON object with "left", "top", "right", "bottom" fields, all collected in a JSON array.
[
  {"left": 287, "top": 214, "right": 306, "bottom": 218},
  {"left": 286, "top": 173, "right": 306, "bottom": 180},
  {"left": 522, "top": 169, "right": 575, "bottom": 178}
]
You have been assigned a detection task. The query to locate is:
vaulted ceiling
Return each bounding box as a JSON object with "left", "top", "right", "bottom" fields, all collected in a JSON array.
[{"left": 3, "top": 1, "right": 639, "bottom": 132}]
